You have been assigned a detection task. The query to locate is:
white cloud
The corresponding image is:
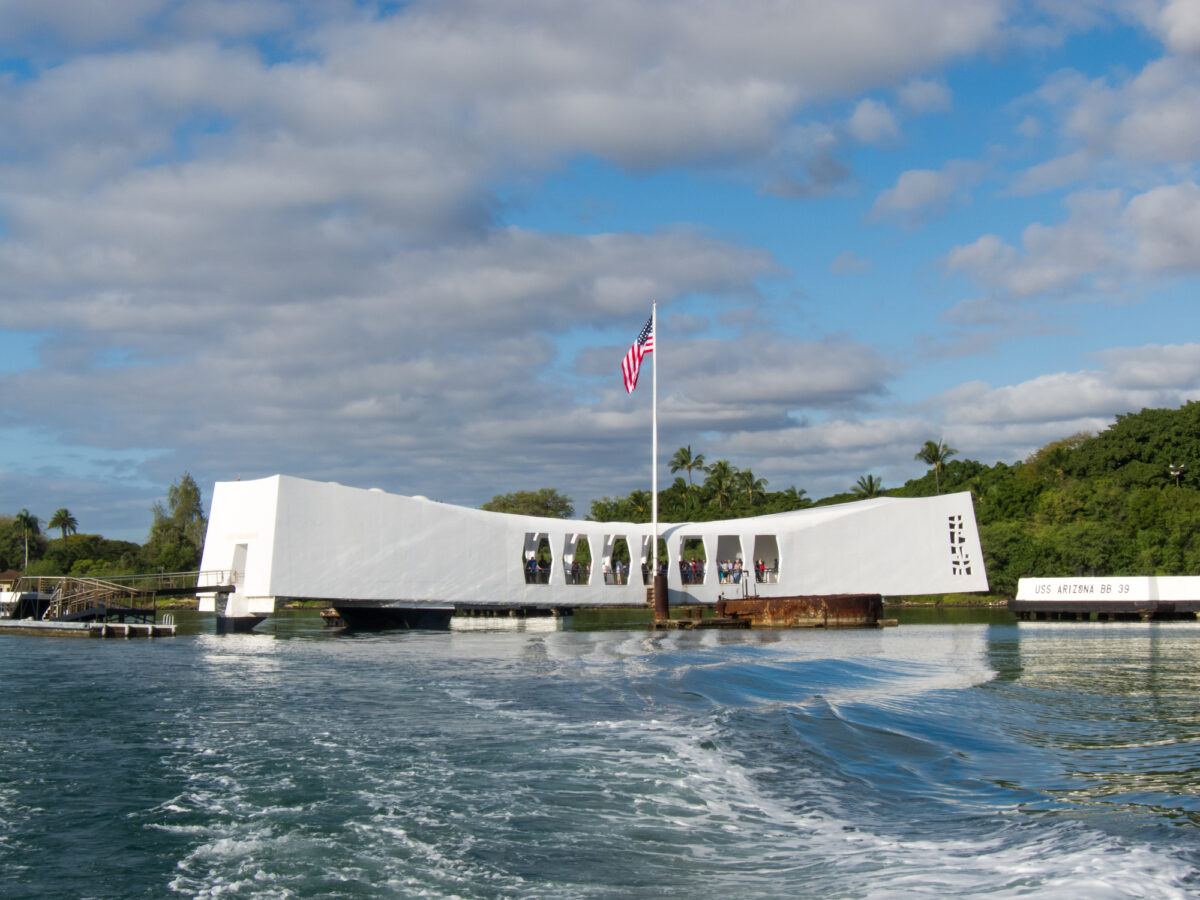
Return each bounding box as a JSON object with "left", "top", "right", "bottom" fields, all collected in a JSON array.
[
  {"left": 1124, "top": 180, "right": 1200, "bottom": 272},
  {"left": 21, "top": 0, "right": 1193, "bottom": 536},
  {"left": 1156, "top": 0, "right": 1200, "bottom": 54},
  {"left": 847, "top": 98, "right": 900, "bottom": 145},
  {"left": 1021, "top": 55, "right": 1200, "bottom": 174},
  {"left": 945, "top": 189, "right": 1129, "bottom": 297},
  {"left": 897, "top": 78, "right": 952, "bottom": 113},
  {"left": 717, "top": 417, "right": 930, "bottom": 496},
  {"left": 1009, "top": 150, "right": 1093, "bottom": 195},
  {"left": 169, "top": 0, "right": 295, "bottom": 38},
  {"left": 1100, "top": 342, "right": 1200, "bottom": 388},
  {"left": 0, "top": 0, "right": 167, "bottom": 48},
  {"left": 871, "top": 160, "right": 983, "bottom": 225},
  {"left": 684, "top": 334, "right": 1200, "bottom": 493},
  {"left": 948, "top": 181, "right": 1200, "bottom": 302}
]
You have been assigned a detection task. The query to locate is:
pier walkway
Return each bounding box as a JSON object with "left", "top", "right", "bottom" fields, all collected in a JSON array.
[{"left": 2, "top": 571, "right": 235, "bottom": 633}]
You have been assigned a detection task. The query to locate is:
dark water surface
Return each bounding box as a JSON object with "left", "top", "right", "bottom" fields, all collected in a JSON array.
[{"left": 1, "top": 612, "right": 1198, "bottom": 897}]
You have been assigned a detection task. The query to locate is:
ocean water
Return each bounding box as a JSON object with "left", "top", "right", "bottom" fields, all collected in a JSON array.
[{"left": 1, "top": 614, "right": 1198, "bottom": 898}]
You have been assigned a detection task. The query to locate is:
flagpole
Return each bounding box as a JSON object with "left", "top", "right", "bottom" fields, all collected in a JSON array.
[{"left": 651, "top": 300, "right": 658, "bottom": 573}]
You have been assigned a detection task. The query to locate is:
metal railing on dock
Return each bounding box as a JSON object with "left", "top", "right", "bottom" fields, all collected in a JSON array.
[{"left": 7, "top": 570, "right": 235, "bottom": 624}]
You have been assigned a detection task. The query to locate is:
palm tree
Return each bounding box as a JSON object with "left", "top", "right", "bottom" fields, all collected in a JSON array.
[
  {"left": 852, "top": 474, "right": 884, "bottom": 499},
  {"left": 737, "top": 468, "right": 768, "bottom": 506},
  {"left": 14, "top": 508, "right": 39, "bottom": 569},
  {"left": 704, "top": 459, "right": 738, "bottom": 512},
  {"left": 915, "top": 439, "right": 957, "bottom": 494},
  {"left": 669, "top": 445, "right": 707, "bottom": 487},
  {"left": 626, "top": 489, "right": 652, "bottom": 522},
  {"left": 778, "top": 486, "right": 811, "bottom": 510},
  {"left": 48, "top": 508, "right": 78, "bottom": 539}
]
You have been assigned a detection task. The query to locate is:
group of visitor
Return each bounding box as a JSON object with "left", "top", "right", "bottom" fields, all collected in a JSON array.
[
  {"left": 710, "top": 558, "right": 773, "bottom": 584},
  {"left": 603, "top": 560, "right": 631, "bottom": 585},
  {"left": 525, "top": 553, "right": 773, "bottom": 586},
  {"left": 679, "top": 558, "right": 705, "bottom": 584},
  {"left": 717, "top": 559, "right": 744, "bottom": 584},
  {"left": 524, "top": 556, "right": 551, "bottom": 584}
]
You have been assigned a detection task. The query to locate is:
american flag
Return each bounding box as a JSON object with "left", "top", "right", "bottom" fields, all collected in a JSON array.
[{"left": 621, "top": 314, "right": 655, "bottom": 393}]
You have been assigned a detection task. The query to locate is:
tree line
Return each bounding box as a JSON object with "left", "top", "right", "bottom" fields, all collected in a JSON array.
[
  {"left": 1, "top": 473, "right": 208, "bottom": 577},
  {"left": 485, "top": 440, "right": 961, "bottom": 523},
  {"left": 484, "top": 403, "right": 1200, "bottom": 596}
]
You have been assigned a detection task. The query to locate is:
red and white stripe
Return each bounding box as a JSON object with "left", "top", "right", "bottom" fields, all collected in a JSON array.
[{"left": 621, "top": 315, "right": 654, "bottom": 393}]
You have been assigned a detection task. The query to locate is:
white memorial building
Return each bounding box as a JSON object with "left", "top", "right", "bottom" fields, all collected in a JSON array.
[{"left": 199, "top": 475, "right": 989, "bottom": 627}]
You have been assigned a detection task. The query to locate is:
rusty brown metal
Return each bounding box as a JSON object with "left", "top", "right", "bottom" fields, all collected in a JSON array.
[
  {"left": 716, "top": 594, "right": 883, "bottom": 628},
  {"left": 653, "top": 573, "right": 669, "bottom": 621}
]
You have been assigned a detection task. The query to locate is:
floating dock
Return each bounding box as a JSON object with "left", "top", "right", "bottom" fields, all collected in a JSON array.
[
  {"left": 0, "top": 616, "right": 177, "bottom": 638},
  {"left": 1011, "top": 576, "right": 1200, "bottom": 621}
]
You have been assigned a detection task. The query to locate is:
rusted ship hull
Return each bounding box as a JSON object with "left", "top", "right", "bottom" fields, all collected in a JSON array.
[{"left": 715, "top": 594, "right": 884, "bottom": 628}]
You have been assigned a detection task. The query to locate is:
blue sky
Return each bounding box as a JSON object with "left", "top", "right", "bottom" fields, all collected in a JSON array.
[{"left": 3, "top": 1, "right": 1200, "bottom": 542}]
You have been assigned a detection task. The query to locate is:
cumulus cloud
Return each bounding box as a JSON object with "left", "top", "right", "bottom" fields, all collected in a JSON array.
[
  {"left": 945, "top": 189, "right": 1129, "bottom": 298},
  {"left": 1009, "top": 150, "right": 1093, "bottom": 195},
  {"left": 887, "top": 342, "right": 1200, "bottom": 472},
  {"left": 870, "top": 160, "right": 983, "bottom": 225},
  {"left": 1100, "top": 342, "right": 1200, "bottom": 389},
  {"left": 1124, "top": 181, "right": 1200, "bottom": 272},
  {"left": 946, "top": 181, "right": 1200, "bottom": 301},
  {"left": 20, "top": 0, "right": 1191, "bottom": 535},
  {"left": 897, "top": 78, "right": 952, "bottom": 113},
  {"left": 847, "top": 98, "right": 900, "bottom": 145},
  {"left": 673, "top": 334, "right": 1200, "bottom": 493},
  {"left": 1155, "top": 0, "right": 1200, "bottom": 55},
  {"left": 717, "top": 417, "right": 931, "bottom": 496},
  {"left": 1014, "top": 54, "right": 1200, "bottom": 190}
]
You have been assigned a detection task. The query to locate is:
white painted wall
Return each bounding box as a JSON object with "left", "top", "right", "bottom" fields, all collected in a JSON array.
[
  {"left": 1017, "top": 576, "right": 1200, "bottom": 603},
  {"left": 199, "top": 475, "right": 988, "bottom": 612}
]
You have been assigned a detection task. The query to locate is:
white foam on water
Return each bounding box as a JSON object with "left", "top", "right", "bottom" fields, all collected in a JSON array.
[
  {"left": 135, "top": 625, "right": 1199, "bottom": 897},
  {"left": 490, "top": 693, "right": 1198, "bottom": 898}
]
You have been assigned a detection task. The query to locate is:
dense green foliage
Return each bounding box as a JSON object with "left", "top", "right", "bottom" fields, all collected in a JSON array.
[
  {"left": 589, "top": 460, "right": 812, "bottom": 524},
  {"left": 142, "top": 473, "right": 208, "bottom": 572},
  {"left": 0, "top": 515, "right": 46, "bottom": 572},
  {"left": 24, "top": 534, "right": 143, "bottom": 578},
  {"left": 893, "top": 405, "right": 1200, "bottom": 593},
  {"left": 482, "top": 488, "right": 575, "bottom": 518},
  {"left": 6, "top": 473, "right": 207, "bottom": 576}
]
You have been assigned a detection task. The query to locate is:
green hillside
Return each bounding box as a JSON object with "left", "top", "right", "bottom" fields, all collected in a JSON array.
[
  {"left": 889, "top": 402, "right": 1200, "bottom": 595},
  {"left": 580, "top": 402, "right": 1200, "bottom": 597}
]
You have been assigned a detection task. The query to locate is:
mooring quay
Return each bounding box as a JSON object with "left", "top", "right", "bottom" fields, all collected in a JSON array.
[
  {"left": 0, "top": 571, "right": 234, "bottom": 637},
  {"left": 0, "top": 617, "right": 178, "bottom": 638},
  {"left": 1011, "top": 576, "right": 1200, "bottom": 621}
]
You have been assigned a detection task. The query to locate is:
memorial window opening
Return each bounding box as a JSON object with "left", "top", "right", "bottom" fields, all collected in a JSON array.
[
  {"left": 606, "top": 536, "right": 632, "bottom": 585},
  {"left": 715, "top": 535, "right": 744, "bottom": 585},
  {"left": 522, "top": 533, "right": 553, "bottom": 584},
  {"left": 752, "top": 535, "right": 780, "bottom": 584},
  {"left": 564, "top": 535, "right": 592, "bottom": 586},
  {"left": 677, "top": 536, "right": 707, "bottom": 585}
]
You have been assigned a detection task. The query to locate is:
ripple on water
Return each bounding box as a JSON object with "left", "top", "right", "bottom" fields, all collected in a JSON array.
[{"left": 0, "top": 622, "right": 1198, "bottom": 897}]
